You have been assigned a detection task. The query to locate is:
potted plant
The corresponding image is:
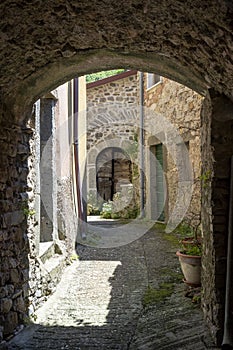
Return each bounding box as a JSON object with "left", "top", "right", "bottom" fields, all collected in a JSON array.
[{"left": 176, "top": 217, "right": 202, "bottom": 287}]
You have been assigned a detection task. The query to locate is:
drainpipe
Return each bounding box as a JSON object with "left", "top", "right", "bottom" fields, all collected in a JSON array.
[
  {"left": 111, "top": 148, "right": 115, "bottom": 201},
  {"left": 139, "top": 72, "right": 145, "bottom": 218},
  {"left": 222, "top": 156, "right": 233, "bottom": 349},
  {"left": 73, "top": 78, "right": 86, "bottom": 238}
]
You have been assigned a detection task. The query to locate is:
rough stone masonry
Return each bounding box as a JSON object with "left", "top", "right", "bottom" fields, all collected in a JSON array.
[{"left": 0, "top": 0, "right": 233, "bottom": 346}]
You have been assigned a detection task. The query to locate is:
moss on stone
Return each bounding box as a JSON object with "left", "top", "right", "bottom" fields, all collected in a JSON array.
[
  {"left": 153, "top": 222, "right": 166, "bottom": 231},
  {"left": 160, "top": 267, "right": 183, "bottom": 283},
  {"left": 163, "top": 233, "right": 180, "bottom": 247},
  {"left": 142, "top": 283, "right": 174, "bottom": 307}
]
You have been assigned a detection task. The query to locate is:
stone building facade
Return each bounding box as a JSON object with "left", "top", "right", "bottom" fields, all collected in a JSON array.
[
  {"left": 86, "top": 71, "right": 202, "bottom": 226},
  {"left": 30, "top": 77, "right": 87, "bottom": 313},
  {"left": 86, "top": 71, "right": 141, "bottom": 215},
  {"left": 0, "top": 78, "right": 86, "bottom": 342},
  {"left": 0, "top": 119, "right": 31, "bottom": 339},
  {"left": 144, "top": 74, "right": 203, "bottom": 227}
]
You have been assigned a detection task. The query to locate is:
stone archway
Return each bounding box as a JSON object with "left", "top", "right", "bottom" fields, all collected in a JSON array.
[
  {"left": 0, "top": 1, "right": 233, "bottom": 345},
  {"left": 1, "top": 1, "right": 233, "bottom": 118}
]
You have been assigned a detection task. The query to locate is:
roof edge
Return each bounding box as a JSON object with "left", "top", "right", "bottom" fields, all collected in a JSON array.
[{"left": 86, "top": 70, "right": 138, "bottom": 89}]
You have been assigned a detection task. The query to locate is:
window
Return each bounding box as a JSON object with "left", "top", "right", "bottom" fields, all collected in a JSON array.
[{"left": 147, "top": 73, "right": 162, "bottom": 89}]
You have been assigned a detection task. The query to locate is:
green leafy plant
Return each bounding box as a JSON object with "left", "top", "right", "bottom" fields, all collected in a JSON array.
[
  {"left": 23, "top": 208, "right": 36, "bottom": 217},
  {"left": 87, "top": 192, "right": 102, "bottom": 215},
  {"left": 101, "top": 201, "right": 117, "bottom": 219},
  {"left": 175, "top": 222, "right": 194, "bottom": 239},
  {"left": 181, "top": 244, "right": 202, "bottom": 256},
  {"left": 87, "top": 203, "right": 100, "bottom": 216},
  {"left": 21, "top": 199, "right": 36, "bottom": 218},
  {"left": 199, "top": 170, "right": 212, "bottom": 188},
  {"left": 70, "top": 253, "right": 79, "bottom": 261},
  {"left": 86, "top": 69, "right": 125, "bottom": 83},
  {"left": 111, "top": 213, "right": 121, "bottom": 219},
  {"left": 176, "top": 217, "right": 202, "bottom": 256},
  {"left": 192, "top": 293, "right": 201, "bottom": 304}
]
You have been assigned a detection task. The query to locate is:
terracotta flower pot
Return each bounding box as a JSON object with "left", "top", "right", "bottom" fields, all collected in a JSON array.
[
  {"left": 176, "top": 250, "right": 201, "bottom": 287},
  {"left": 181, "top": 237, "right": 202, "bottom": 248}
]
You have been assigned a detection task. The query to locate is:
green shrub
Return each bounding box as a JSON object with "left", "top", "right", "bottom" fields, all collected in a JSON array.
[
  {"left": 86, "top": 69, "right": 125, "bottom": 83},
  {"left": 87, "top": 203, "right": 101, "bottom": 216},
  {"left": 181, "top": 245, "right": 202, "bottom": 256},
  {"left": 111, "top": 213, "right": 120, "bottom": 219},
  {"left": 101, "top": 212, "right": 112, "bottom": 219}
]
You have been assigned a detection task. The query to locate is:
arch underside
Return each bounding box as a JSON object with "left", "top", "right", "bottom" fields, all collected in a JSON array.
[{"left": 0, "top": 0, "right": 232, "bottom": 117}]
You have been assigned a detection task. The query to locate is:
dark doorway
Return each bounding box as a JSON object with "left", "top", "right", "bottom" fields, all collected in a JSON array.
[{"left": 96, "top": 148, "right": 132, "bottom": 201}]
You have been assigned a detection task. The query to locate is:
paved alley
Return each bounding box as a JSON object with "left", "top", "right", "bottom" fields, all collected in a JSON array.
[{"left": 8, "top": 224, "right": 219, "bottom": 350}]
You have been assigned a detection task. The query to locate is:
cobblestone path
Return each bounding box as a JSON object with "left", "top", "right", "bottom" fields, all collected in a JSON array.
[{"left": 8, "top": 224, "right": 219, "bottom": 350}]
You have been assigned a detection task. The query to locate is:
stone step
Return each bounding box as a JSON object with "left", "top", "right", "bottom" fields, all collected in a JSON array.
[
  {"left": 43, "top": 254, "right": 66, "bottom": 281},
  {"left": 39, "top": 241, "right": 67, "bottom": 289},
  {"left": 39, "top": 241, "right": 55, "bottom": 264}
]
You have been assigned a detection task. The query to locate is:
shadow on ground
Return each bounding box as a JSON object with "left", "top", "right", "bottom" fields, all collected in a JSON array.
[{"left": 7, "top": 225, "right": 219, "bottom": 350}]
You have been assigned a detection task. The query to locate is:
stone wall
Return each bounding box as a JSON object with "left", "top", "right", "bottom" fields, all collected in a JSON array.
[
  {"left": 201, "top": 92, "right": 233, "bottom": 345},
  {"left": 0, "top": 108, "right": 31, "bottom": 341},
  {"left": 25, "top": 108, "right": 67, "bottom": 322},
  {"left": 86, "top": 72, "right": 139, "bottom": 147},
  {"left": 1, "top": 0, "right": 232, "bottom": 112},
  {"left": 200, "top": 93, "right": 218, "bottom": 341},
  {"left": 87, "top": 72, "right": 138, "bottom": 109},
  {"left": 144, "top": 76, "right": 203, "bottom": 224},
  {"left": 0, "top": 91, "right": 78, "bottom": 344},
  {"left": 86, "top": 72, "right": 140, "bottom": 209},
  {"left": 57, "top": 176, "right": 78, "bottom": 247},
  {"left": 86, "top": 72, "right": 203, "bottom": 224},
  {"left": 26, "top": 89, "right": 79, "bottom": 321}
]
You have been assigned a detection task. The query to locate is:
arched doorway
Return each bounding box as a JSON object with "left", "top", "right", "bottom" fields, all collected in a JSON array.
[{"left": 96, "top": 147, "right": 132, "bottom": 202}]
